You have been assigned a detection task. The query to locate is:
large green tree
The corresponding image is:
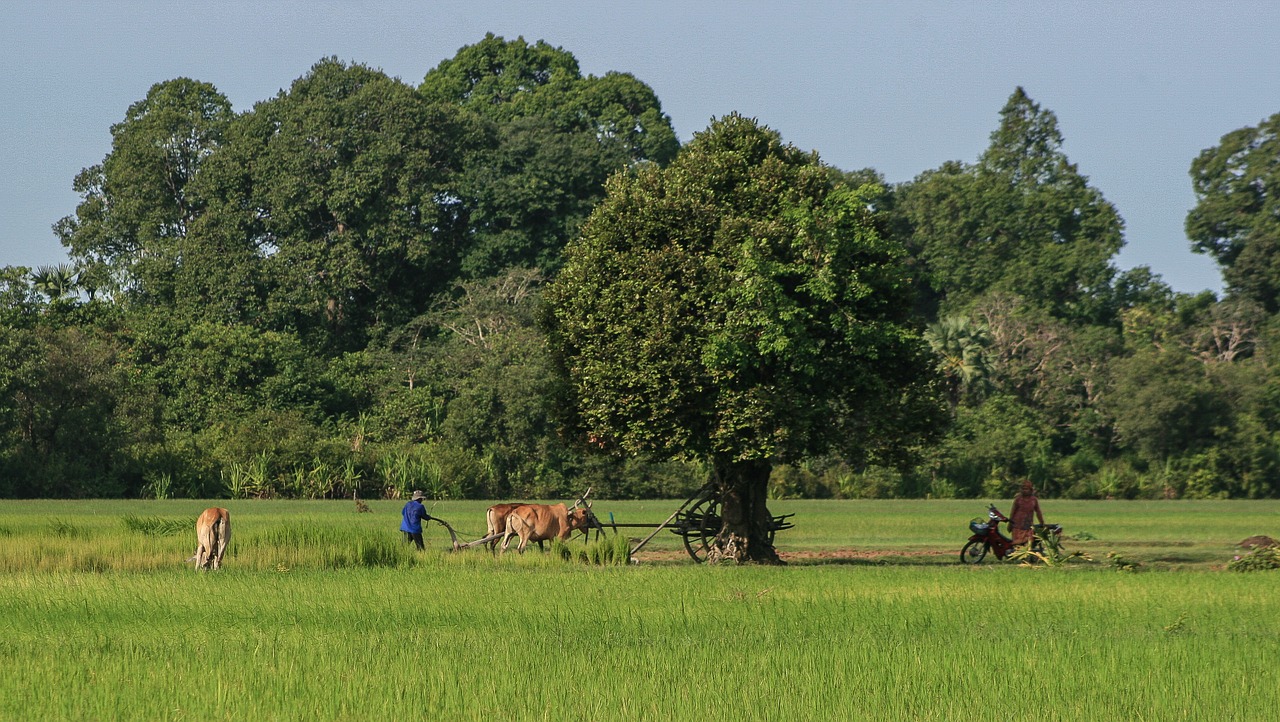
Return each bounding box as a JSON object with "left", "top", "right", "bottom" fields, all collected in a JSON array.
[
  {"left": 420, "top": 34, "right": 679, "bottom": 277},
  {"left": 896, "top": 88, "right": 1124, "bottom": 323},
  {"left": 1187, "top": 112, "right": 1280, "bottom": 311},
  {"left": 0, "top": 325, "right": 135, "bottom": 497},
  {"left": 187, "top": 58, "right": 486, "bottom": 351},
  {"left": 429, "top": 268, "right": 570, "bottom": 497},
  {"left": 55, "top": 78, "right": 234, "bottom": 299},
  {"left": 545, "top": 114, "right": 942, "bottom": 563}
]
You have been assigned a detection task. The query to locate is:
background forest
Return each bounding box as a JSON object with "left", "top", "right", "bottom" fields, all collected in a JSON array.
[{"left": 5, "top": 35, "right": 1280, "bottom": 501}]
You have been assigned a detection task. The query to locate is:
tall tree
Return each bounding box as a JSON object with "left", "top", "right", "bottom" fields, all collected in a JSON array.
[
  {"left": 1187, "top": 112, "right": 1280, "bottom": 311},
  {"left": 0, "top": 325, "right": 132, "bottom": 496},
  {"left": 54, "top": 78, "right": 233, "bottom": 299},
  {"left": 896, "top": 88, "right": 1124, "bottom": 323},
  {"left": 429, "top": 268, "right": 569, "bottom": 496},
  {"left": 420, "top": 34, "right": 679, "bottom": 277},
  {"left": 545, "top": 114, "right": 942, "bottom": 563},
  {"left": 189, "top": 58, "right": 485, "bottom": 350},
  {"left": 0, "top": 268, "right": 43, "bottom": 328},
  {"left": 1104, "top": 346, "right": 1229, "bottom": 465}
]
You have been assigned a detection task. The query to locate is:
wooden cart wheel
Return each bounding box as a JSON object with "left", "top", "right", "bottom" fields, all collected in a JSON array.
[{"left": 675, "top": 493, "right": 721, "bottom": 563}]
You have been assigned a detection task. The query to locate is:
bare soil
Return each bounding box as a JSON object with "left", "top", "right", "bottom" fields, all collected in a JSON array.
[
  {"left": 634, "top": 547, "right": 952, "bottom": 564},
  {"left": 1237, "top": 535, "right": 1279, "bottom": 549}
]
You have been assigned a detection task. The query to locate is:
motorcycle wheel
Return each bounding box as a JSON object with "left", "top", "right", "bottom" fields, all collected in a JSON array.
[{"left": 960, "top": 540, "right": 988, "bottom": 564}]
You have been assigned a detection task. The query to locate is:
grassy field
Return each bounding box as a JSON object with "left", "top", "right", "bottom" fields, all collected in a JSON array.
[{"left": 2, "top": 499, "right": 1278, "bottom": 720}]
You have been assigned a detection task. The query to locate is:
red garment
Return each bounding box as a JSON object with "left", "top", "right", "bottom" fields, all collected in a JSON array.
[{"left": 1009, "top": 494, "right": 1043, "bottom": 545}]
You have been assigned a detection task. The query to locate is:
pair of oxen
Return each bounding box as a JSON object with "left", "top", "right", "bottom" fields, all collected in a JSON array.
[{"left": 484, "top": 500, "right": 595, "bottom": 554}]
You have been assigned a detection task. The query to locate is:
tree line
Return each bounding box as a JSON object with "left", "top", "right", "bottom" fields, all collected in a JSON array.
[{"left": 4, "top": 34, "right": 1278, "bottom": 502}]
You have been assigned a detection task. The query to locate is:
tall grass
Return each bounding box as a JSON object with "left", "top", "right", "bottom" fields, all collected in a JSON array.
[
  {"left": 1, "top": 565, "right": 1276, "bottom": 720},
  {"left": 120, "top": 514, "right": 191, "bottom": 536},
  {"left": 3, "top": 498, "right": 1278, "bottom": 573},
  {"left": 547, "top": 532, "right": 634, "bottom": 565}
]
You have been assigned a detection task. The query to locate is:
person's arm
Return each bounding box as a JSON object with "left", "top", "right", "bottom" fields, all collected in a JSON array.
[{"left": 1034, "top": 498, "right": 1044, "bottom": 525}]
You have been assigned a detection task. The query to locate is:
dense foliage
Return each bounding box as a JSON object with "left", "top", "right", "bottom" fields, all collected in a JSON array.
[
  {"left": 544, "top": 114, "right": 943, "bottom": 560},
  {"left": 5, "top": 35, "right": 1280, "bottom": 502}
]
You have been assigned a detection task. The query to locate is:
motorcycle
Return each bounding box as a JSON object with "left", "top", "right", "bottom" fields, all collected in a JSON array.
[{"left": 960, "top": 504, "right": 1062, "bottom": 564}]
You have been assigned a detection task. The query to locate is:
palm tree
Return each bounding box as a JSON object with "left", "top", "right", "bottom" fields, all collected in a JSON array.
[
  {"left": 924, "top": 316, "right": 991, "bottom": 408},
  {"left": 30, "top": 264, "right": 78, "bottom": 302}
]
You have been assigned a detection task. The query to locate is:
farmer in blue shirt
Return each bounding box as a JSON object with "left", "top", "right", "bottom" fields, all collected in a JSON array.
[{"left": 400, "top": 490, "right": 437, "bottom": 550}]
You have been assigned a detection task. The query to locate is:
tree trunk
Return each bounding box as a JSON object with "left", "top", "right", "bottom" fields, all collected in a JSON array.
[{"left": 705, "top": 459, "right": 784, "bottom": 565}]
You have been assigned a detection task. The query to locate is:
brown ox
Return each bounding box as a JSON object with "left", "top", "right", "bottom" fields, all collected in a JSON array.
[
  {"left": 500, "top": 503, "right": 591, "bottom": 554},
  {"left": 189, "top": 507, "right": 231, "bottom": 570},
  {"left": 486, "top": 503, "right": 528, "bottom": 551}
]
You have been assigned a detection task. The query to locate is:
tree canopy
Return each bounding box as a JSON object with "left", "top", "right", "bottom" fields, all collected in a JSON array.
[
  {"left": 1187, "top": 112, "right": 1280, "bottom": 312},
  {"left": 545, "top": 114, "right": 943, "bottom": 560},
  {"left": 8, "top": 47, "right": 1280, "bottom": 508},
  {"left": 421, "top": 34, "right": 679, "bottom": 277},
  {"left": 896, "top": 88, "right": 1124, "bottom": 323},
  {"left": 55, "top": 78, "right": 234, "bottom": 299}
]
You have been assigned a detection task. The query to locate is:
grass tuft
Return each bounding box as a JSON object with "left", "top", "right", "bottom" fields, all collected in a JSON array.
[
  {"left": 120, "top": 514, "right": 190, "bottom": 537},
  {"left": 549, "top": 537, "right": 573, "bottom": 561},
  {"left": 574, "top": 533, "right": 633, "bottom": 566},
  {"left": 48, "top": 519, "right": 79, "bottom": 538}
]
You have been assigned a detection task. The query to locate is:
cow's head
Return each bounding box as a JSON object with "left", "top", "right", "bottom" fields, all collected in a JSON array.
[{"left": 567, "top": 507, "right": 592, "bottom": 530}]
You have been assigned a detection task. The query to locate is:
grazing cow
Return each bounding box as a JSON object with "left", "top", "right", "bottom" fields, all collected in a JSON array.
[
  {"left": 500, "top": 503, "right": 592, "bottom": 554},
  {"left": 189, "top": 507, "right": 231, "bottom": 570}
]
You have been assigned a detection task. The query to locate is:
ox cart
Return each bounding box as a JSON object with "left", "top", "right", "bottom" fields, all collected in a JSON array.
[
  {"left": 613, "top": 484, "right": 795, "bottom": 562},
  {"left": 436, "top": 485, "right": 794, "bottom": 563}
]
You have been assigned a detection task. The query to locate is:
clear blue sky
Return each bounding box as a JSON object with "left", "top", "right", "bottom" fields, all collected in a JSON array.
[{"left": 5, "top": 1, "right": 1278, "bottom": 294}]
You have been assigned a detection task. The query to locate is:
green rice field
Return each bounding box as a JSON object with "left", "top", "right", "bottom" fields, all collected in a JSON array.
[{"left": 2, "top": 499, "right": 1278, "bottom": 720}]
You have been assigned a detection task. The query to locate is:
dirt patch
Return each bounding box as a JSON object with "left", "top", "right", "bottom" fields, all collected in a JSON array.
[
  {"left": 1237, "top": 535, "right": 1279, "bottom": 549},
  {"left": 781, "top": 549, "right": 949, "bottom": 561},
  {"left": 633, "top": 548, "right": 952, "bottom": 564}
]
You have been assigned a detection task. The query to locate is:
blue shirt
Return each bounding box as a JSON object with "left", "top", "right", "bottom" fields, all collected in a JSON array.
[{"left": 400, "top": 500, "right": 431, "bottom": 534}]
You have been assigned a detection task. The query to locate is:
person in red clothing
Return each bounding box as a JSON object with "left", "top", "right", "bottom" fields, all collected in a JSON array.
[{"left": 1008, "top": 480, "right": 1045, "bottom": 546}]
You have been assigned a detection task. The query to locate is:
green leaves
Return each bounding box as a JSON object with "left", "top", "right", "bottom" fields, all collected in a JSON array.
[
  {"left": 896, "top": 88, "right": 1123, "bottom": 323},
  {"left": 924, "top": 316, "right": 991, "bottom": 408},
  {"left": 56, "top": 78, "right": 233, "bottom": 300},
  {"left": 1187, "top": 113, "right": 1280, "bottom": 311},
  {"left": 547, "top": 114, "right": 939, "bottom": 467},
  {"left": 422, "top": 35, "right": 678, "bottom": 279}
]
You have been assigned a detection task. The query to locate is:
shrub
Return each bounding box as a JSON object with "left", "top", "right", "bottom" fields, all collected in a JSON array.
[
  {"left": 566, "top": 534, "right": 632, "bottom": 566},
  {"left": 572, "top": 455, "right": 704, "bottom": 500},
  {"left": 1106, "top": 551, "right": 1142, "bottom": 572},
  {"left": 839, "top": 465, "right": 903, "bottom": 499},
  {"left": 1227, "top": 546, "right": 1280, "bottom": 572},
  {"left": 373, "top": 441, "right": 479, "bottom": 500},
  {"left": 140, "top": 473, "right": 174, "bottom": 500}
]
